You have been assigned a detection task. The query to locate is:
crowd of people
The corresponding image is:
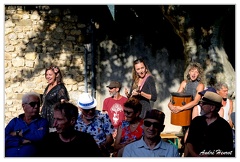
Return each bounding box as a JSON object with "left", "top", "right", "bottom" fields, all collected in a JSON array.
[{"left": 5, "top": 60, "right": 235, "bottom": 157}]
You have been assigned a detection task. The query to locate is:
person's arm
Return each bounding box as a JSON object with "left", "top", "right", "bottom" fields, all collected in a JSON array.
[
  {"left": 105, "top": 134, "right": 114, "bottom": 147},
  {"left": 186, "top": 143, "right": 200, "bottom": 157},
  {"left": 228, "top": 100, "right": 233, "bottom": 127},
  {"left": 168, "top": 80, "right": 186, "bottom": 111},
  {"left": 102, "top": 99, "right": 109, "bottom": 113},
  {"left": 218, "top": 107, "right": 224, "bottom": 118},
  {"left": 113, "top": 125, "right": 127, "bottom": 151},
  {"left": 192, "top": 105, "right": 199, "bottom": 119},
  {"left": 177, "top": 80, "right": 187, "bottom": 92},
  {"left": 173, "top": 83, "right": 204, "bottom": 113},
  {"left": 99, "top": 134, "right": 114, "bottom": 151},
  {"left": 58, "top": 84, "right": 70, "bottom": 103},
  {"left": 20, "top": 118, "right": 49, "bottom": 142},
  {"left": 5, "top": 118, "right": 21, "bottom": 148},
  {"left": 124, "top": 88, "right": 131, "bottom": 98},
  {"left": 101, "top": 113, "right": 114, "bottom": 148}
]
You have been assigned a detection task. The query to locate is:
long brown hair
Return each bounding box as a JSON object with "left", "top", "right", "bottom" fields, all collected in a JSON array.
[{"left": 131, "top": 58, "right": 152, "bottom": 89}]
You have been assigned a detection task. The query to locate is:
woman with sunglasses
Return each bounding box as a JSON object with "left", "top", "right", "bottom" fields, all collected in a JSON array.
[
  {"left": 40, "top": 65, "right": 69, "bottom": 131},
  {"left": 125, "top": 58, "right": 157, "bottom": 119},
  {"left": 113, "top": 96, "right": 144, "bottom": 157}
]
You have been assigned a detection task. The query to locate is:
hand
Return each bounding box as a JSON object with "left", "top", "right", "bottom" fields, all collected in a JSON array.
[
  {"left": 171, "top": 106, "right": 183, "bottom": 113},
  {"left": 125, "top": 88, "right": 129, "bottom": 96},
  {"left": 22, "top": 139, "right": 31, "bottom": 144},
  {"left": 60, "top": 99, "right": 66, "bottom": 103}
]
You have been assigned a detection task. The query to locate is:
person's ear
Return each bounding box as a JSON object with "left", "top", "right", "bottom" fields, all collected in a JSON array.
[
  {"left": 116, "top": 87, "right": 120, "bottom": 92},
  {"left": 136, "top": 111, "right": 141, "bottom": 117},
  {"left": 159, "top": 125, "right": 165, "bottom": 132},
  {"left": 70, "top": 117, "right": 76, "bottom": 125},
  {"left": 79, "top": 107, "right": 83, "bottom": 112}
]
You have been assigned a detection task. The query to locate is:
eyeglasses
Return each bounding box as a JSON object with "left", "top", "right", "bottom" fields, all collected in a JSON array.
[
  {"left": 25, "top": 101, "right": 40, "bottom": 108},
  {"left": 143, "top": 120, "right": 161, "bottom": 128},
  {"left": 124, "top": 110, "right": 133, "bottom": 115}
]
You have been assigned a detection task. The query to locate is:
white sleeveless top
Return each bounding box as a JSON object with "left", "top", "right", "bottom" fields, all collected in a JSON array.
[{"left": 223, "top": 99, "right": 230, "bottom": 121}]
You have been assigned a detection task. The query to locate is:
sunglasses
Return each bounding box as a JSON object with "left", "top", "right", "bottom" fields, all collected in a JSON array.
[
  {"left": 83, "top": 107, "right": 96, "bottom": 112},
  {"left": 144, "top": 120, "right": 161, "bottom": 128},
  {"left": 124, "top": 110, "right": 133, "bottom": 115},
  {"left": 25, "top": 101, "right": 40, "bottom": 108}
]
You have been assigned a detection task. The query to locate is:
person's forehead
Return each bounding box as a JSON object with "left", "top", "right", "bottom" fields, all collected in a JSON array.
[
  {"left": 46, "top": 69, "right": 54, "bottom": 74},
  {"left": 135, "top": 62, "right": 145, "bottom": 67},
  {"left": 54, "top": 110, "right": 65, "bottom": 117},
  {"left": 189, "top": 67, "right": 199, "bottom": 72},
  {"left": 221, "top": 86, "right": 228, "bottom": 90}
]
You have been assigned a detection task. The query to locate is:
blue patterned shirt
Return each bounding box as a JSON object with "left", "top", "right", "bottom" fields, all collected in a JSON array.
[{"left": 75, "top": 110, "right": 114, "bottom": 146}]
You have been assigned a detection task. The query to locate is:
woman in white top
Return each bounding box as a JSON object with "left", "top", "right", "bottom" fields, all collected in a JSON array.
[{"left": 214, "top": 82, "right": 233, "bottom": 127}]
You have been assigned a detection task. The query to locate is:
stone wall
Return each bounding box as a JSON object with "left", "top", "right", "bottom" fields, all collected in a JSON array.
[
  {"left": 5, "top": 5, "right": 235, "bottom": 133},
  {"left": 5, "top": 6, "right": 88, "bottom": 126}
]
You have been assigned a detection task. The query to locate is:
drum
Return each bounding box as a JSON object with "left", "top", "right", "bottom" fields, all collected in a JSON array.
[{"left": 170, "top": 92, "right": 193, "bottom": 126}]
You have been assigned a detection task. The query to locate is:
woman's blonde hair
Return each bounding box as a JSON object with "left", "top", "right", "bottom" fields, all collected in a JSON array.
[{"left": 185, "top": 62, "right": 204, "bottom": 83}]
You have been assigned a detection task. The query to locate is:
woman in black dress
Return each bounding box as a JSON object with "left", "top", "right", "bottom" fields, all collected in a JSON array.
[{"left": 41, "top": 65, "right": 69, "bottom": 129}]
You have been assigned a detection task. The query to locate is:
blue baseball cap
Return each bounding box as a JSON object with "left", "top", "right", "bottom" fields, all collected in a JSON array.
[{"left": 198, "top": 87, "right": 217, "bottom": 96}]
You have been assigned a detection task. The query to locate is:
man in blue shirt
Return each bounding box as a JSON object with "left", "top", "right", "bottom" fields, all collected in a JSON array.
[
  {"left": 122, "top": 109, "right": 179, "bottom": 157},
  {"left": 5, "top": 92, "right": 49, "bottom": 157}
]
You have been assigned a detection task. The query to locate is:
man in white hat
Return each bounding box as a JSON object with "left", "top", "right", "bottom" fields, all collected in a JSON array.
[
  {"left": 75, "top": 92, "right": 114, "bottom": 157},
  {"left": 186, "top": 91, "right": 234, "bottom": 157}
]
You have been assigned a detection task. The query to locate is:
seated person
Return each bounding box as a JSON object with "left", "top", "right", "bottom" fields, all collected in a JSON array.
[
  {"left": 192, "top": 87, "right": 224, "bottom": 119},
  {"left": 113, "top": 96, "right": 143, "bottom": 157},
  {"left": 122, "top": 109, "right": 179, "bottom": 157},
  {"left": 186, "top": 92, "right": 233, "bottom": 157},
  {"left": 40, "top": 102, "right": 102, "bottom": 157},
  {"left": 5, "top": 92, "right": 49, "bottom": 157},
  {"left": 75, "top": 92, "right": 114, "bottom": 157}
]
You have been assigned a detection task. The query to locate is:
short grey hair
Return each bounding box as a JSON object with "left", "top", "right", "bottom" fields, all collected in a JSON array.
[
  {"left": 214, "top": 82, "right": 228, "bottom": 91},
  {"left": 22, "top": 91, "right": 40, "bottom": 104}
]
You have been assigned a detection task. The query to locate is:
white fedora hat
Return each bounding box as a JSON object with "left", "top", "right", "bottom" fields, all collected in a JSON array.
[{"left": 77, "top": 92, "right": 97, "bottom": 109}]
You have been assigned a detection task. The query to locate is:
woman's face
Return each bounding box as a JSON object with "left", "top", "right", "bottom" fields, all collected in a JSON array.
[
  {"left": 188, "top": 68, "right": 199, "bottom": 81},
  {"left": 124, "top": 107, "right": 137, "bottom": 122},
  {"left": 45, "top": 69, "right": 56, "bottom": 84},
  {"left": 134, "top": 62, "right": 147, "bottom": 78}
]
